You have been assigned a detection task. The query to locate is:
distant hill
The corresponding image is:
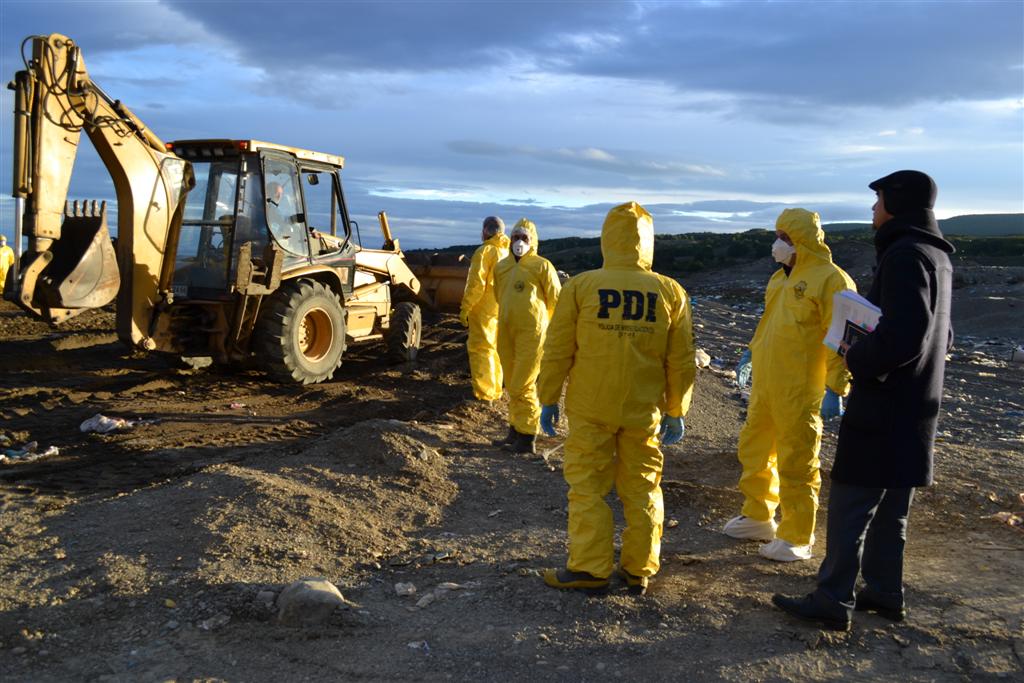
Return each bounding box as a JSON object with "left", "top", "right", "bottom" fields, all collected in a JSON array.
[
  {"left": 413, "top": 227, "right": 1024, "bottom": 278},
  {"left": 938, "top": 214, "right": 1023, "bottom": 236},
  {"left": 826, "top": 213, "right": 1023, "bottom": 236}
]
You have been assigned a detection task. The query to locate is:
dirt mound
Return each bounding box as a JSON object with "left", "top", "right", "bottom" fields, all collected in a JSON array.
[
  {"left": 183, "top": 420, "right": 460, "bottom": 585},
  {"left": 304, "top": 418, "right": 453, "bottom": 488}
]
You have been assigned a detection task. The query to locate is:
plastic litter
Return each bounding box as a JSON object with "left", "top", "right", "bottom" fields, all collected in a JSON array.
[
  {"left": 1, "top": 443, "right": 58, "bottom": 465},
  {"left": 695, "top": 349, "right": 711, "bottom": 368},
  {"left": 80, "top": 414, "right": 132, "bottom": 433},
  {"left": 79, "top": 414, "right": 158, "bottom": 433}
]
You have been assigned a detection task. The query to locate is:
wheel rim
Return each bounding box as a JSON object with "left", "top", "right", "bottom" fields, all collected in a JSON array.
[{"left": 298, "top": 306, "right": 334, "bottom": 362}]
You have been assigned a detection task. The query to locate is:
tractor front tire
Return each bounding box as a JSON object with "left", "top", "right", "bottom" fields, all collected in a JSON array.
[
  {"left": 256, "top": 279, "right": 346, "bottom": 384},
  {"left": 386, "top": 302, "right": 422, "bottom": 363}
]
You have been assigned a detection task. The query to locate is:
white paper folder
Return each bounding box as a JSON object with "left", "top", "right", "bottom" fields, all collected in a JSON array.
[{"left": 825, "top": 290, "right": 881, "bottom": 355}]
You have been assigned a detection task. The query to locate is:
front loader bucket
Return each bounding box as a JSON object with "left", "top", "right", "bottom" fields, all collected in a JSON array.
[
  {"left": 21, "top": 201, "right": 120, "bottom": 323},
  {"left": 404, "top": 252, "right": 470, "bottom": 313}
]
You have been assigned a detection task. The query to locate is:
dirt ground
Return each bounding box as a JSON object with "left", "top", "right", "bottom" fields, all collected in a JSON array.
[{"left": 1, "top": 251, "right": 1022, "bottom": 682}]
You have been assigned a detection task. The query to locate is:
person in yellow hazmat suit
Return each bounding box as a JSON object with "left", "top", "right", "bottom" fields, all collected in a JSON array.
[
  {"left": 537, "top": 202, "right": 696, "bottom": 595},
  {"left": 0, "top": 234, "right": 15, "bottom": 294},
  {"left": 459, "top": 216, "right": 510, "bottom": 402},
  {"left": 723, "top": 208, "right": 856, "bottom": 562},
  {"left": 493, "top": 218, "right": 561, "bottom": 455}
]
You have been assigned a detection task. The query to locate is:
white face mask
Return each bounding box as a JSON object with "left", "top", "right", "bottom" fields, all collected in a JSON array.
[
  {"left": 511, "top": 239, "right": 529, "bottom": 257},
  {"left": 771, "top": 238, "right": 796, "bottom": 264}
]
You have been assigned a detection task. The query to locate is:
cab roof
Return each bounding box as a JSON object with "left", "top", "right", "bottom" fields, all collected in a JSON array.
[{"left": 167, "top": 139, "right": 345, "bottom": 168}]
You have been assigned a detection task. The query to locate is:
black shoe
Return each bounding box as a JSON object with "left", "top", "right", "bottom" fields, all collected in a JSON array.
[
  {"left": 772, "top": 593, "right": 851, "bottom": 632},
  {"left": 543, "top": 568, "right": 609, "bottom": 594},
  {"left": 617, "top": 566, "right": 649, "bottom": 596},
  {"left": 855, "top": 589, "right": 906, "bottom": 622},
  {"left": 494, "top": 425, "right": 516, "bottom": 447},
  {"left": 513, "top": 431, "right": 536, "bottom": 455}
]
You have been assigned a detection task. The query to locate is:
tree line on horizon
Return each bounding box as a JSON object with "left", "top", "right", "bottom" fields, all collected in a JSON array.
[{"left": 412, "top": 213, "right": 1024, "bottom": 278}]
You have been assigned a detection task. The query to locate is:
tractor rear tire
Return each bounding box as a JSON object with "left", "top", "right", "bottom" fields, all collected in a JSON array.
[
  {"left": 256, "top": 279, "right": 346, "bottom": 384},
  {"left": 386, "top": 302, "right": 422, "bottom": 363}
]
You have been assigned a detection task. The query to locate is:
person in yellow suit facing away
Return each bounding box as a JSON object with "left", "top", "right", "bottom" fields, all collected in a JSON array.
[
  {"left": 0, "top": 234, "right": 15, "bottom": 294},
  {"left": 493, "top": 218, "right": 561, "bottom": 455},
  {"left": 723, "top": 208, "right": 856, "bottom": 562},
  {"left": 537, "top": 202, "right": 695, "bottom": 595},
  {"left": 459, "top": 216, "right": 510, "bottom": 402}
]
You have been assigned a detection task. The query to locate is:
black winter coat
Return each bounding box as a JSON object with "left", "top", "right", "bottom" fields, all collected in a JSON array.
[{"left": 831, "top": 209, "right": 954, "bottom": 488}]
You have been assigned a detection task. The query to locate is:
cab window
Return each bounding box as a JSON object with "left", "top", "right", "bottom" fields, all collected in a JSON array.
[
  {"left": 301, "top": 168, "right": 348, "bottom": 255},
  {"left": 262, "top": 158, "right": 308, "bottom": 255}
]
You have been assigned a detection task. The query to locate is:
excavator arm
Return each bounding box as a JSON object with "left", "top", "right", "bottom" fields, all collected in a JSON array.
[{"left": 9, "top": 33, "right": 193, "bottom": 348}]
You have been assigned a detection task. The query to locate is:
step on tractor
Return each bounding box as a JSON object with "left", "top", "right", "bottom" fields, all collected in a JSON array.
[{"left": 8, "top": 33, "right": 429, "bottom": 384}]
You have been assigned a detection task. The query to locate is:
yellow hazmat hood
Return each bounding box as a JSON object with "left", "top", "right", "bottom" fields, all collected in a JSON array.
[
  {"left": 601, "top": 201, "right": 654, "bottom": 270},
  {"left": 511, "top": 218, "right": 539, "bottom": 256},
  {"left": 776, "top": 208, "right": 832, "bottom": 262}
]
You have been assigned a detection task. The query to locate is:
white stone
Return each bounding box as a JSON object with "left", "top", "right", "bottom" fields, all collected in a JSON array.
[{"left": 277, "top": 577, "right": 347, "bottom": 626}]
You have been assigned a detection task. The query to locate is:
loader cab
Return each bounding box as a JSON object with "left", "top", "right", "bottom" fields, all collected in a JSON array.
[{"left": 168, "top": 140, "right": 354, "bottom": 301}]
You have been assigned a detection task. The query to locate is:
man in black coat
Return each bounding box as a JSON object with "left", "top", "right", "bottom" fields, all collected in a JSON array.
[{"left": 772, "top": 170, "right": 954, "bottom": 630}]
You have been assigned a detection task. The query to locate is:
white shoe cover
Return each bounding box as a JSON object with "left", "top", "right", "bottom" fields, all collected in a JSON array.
[
  {"left": 722, "top": 515, "right": 777, "bottom": 541},
  {"left": 759, "top": 538, "right": 813, "bottom": 562}
]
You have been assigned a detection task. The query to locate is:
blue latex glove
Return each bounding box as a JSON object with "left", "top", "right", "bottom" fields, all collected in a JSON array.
[
  {"left": 659, "top": 415, "right": 684, "bottom": 446},
  {"left": 735, "top": 348, "right": 752, "bottom": 388},
  {"left": 540, "top": 404, "right": 560, "bottom": 437},
  {"left": 821, "top": 388, "right": 844, "bottom": 419}
]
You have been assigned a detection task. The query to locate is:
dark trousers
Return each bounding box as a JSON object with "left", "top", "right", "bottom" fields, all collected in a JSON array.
[{"left": 814, "top": 482, "right": 915, "bottom": 614}]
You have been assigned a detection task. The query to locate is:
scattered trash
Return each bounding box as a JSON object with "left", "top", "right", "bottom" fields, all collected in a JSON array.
[
  {"left": 695, "top": 349, "right": 712, "bottom": 368},
  {"left": 229, "top": 402, "right": 247, "bottom": 410},
  {"left": 1010, "top": 346, "right": 1024, "bottom": 363},
  {"left": 394, "top": 582, "right": 417, "bottom": 597},
  {"left": 407, "top": 640, "right": 430, "bottom": 651},
  {"left": 435, "top": 582, "right": 464, "bottom": 592},
  {"left": 540, "top": 442, "right": 564, "bottom": 471},
  {"left": 667, "top": 519, "right": 679, "bottom": 529},
  {"left": 164, "top": 598, "right": 177, "bottom": 609},
  {"left": 407, "top": 582, "right": 470, "bottom": 610},
  {"left": 982, "top": 511, "right": 1022, "bottom": 528},
  {"left": 80, "top": 414, "right": 134, "bottom": 433},
  {"left": 1, "top": 442, "right": 59, "bottom": 465},
  {"left": 487, "top": 509, "right": 503, "bottom": 518}
]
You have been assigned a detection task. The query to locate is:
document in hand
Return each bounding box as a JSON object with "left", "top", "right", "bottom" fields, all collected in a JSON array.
[{"left": 824, "top": 290, "right": 882, "bottom": 355}]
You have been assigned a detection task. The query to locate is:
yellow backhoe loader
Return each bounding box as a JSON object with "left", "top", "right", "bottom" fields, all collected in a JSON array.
[{"left": 8, "top": 33, "right": 431, "bottom": 384}]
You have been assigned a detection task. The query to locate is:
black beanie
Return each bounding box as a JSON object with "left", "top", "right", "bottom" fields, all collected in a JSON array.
[{"left": 868, "top": 170, "right": 937, "bottom": 215}]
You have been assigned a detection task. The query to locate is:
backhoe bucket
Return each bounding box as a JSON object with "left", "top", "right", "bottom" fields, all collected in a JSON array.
[{"left": 22, "top": 201, "right": 120, "bottom": 323}]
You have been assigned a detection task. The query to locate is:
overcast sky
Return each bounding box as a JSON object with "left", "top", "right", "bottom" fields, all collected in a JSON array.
[{"left": 1, "top": 0, "right": 1022, "bottom": 249}]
